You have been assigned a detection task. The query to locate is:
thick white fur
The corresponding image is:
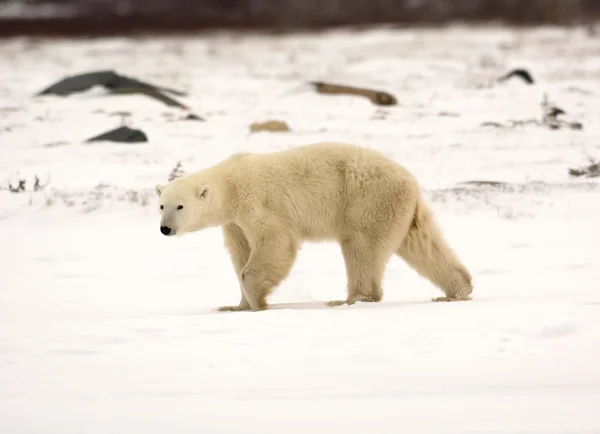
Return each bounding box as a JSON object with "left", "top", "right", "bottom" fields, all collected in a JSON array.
[{"left": 155, "top": 142, "right": 473, "bottom": 311}]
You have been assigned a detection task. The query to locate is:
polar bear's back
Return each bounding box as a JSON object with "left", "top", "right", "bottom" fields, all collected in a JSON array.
[
  {"left": 243, "top": 141, "right": 418, "bottom": 197},
  {"left": 232, "top": 142, "right": 420, "bottom": 241}
]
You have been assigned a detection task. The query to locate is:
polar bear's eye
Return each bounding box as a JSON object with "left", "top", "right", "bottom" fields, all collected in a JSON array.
[
  {"left": 177, "top": 205, "right": 184, "bottom": 210},
  {"left": 160, "top": 205, "right": 164, "bottom": 210}
]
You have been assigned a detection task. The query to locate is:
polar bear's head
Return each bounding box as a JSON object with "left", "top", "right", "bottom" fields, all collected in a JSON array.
[{"left": 155, "top": 178, "right": 215, "bottom": 237}]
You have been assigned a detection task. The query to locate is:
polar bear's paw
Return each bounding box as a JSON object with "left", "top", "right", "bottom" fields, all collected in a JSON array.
[
  {"left": 326, "top": 300, "right": 350, "bottom": 307},
  {"left": 216, "top": 304, "right": 253, "bottom": 312},
  {"left": 431, "top": 295, "right": 472, "bottom": 302},
  {"left": 326, "top": 295, "right": 380, "bottom": 308}
]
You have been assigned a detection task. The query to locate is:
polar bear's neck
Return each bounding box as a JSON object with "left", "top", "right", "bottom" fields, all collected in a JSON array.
[{"left": 187, "top": 161, "right": 240, "bottom": 227}]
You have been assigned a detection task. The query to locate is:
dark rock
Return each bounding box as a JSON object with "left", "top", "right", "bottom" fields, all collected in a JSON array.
[
  {"left": 481, "top": 121, "right": 504, "bottom": 128},
  {"left": 185, "top": 113, "right": 204, "bottom": 121},
  {"left": 36, "top": 70, "right": 189, "bottom": 109},
  {"left": 85, "top": 126, "right": 148, "bottom": 143},
  {"left": 569, "top": 122, "right": 583, "bottom": 130},
  {"left": 37, "top": 70, "right": 186, "bottom": 97},
  {"left": 498, "top": 68, "right": 535, "bottom": 85},
  {"left": 547, "top": 107, "right": 566, "bottom": 118},
  {"left": 309, "top": 81, "right": 397, "bottom": 106}
]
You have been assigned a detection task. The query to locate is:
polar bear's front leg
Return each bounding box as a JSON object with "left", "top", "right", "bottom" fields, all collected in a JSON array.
[
  {"left": 220, "top": 223, "right": 253, "bottom": 312},
  {"left": 239, "top": 232, "right": 299, "bottom": 311}
]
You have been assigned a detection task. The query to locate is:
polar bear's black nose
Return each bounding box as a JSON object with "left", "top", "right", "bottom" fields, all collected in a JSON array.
[{"left": 160, "top": 226, "right": 172, "bottom": 236}]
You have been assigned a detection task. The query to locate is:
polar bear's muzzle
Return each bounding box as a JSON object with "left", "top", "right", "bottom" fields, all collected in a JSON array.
[{"left": 160, "top": 225, "right": 174, "bottom": 236}]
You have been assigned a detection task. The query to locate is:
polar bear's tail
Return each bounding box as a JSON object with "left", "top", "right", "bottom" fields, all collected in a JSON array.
[{"left": 396, "top": 200, "right": 473, "bottom": 301}]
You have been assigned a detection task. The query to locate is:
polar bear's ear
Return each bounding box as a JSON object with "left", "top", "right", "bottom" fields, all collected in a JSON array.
[
  {"left": 197, "top": 185, "right": 210, "bottom": 199},
  {"left": 155, "top": 184, "right": 165, "bottom": 197}
]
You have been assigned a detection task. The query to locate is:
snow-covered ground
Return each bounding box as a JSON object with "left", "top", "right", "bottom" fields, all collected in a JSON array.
[{"left": 1, "top": 25, "right": 600, "bottom": 433}]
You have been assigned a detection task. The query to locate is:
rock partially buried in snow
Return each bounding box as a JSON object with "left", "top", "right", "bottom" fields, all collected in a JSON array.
[
  {"left": 36, "top": 70, "right": 190, "bottom": 109},
  {"left": 249, "top": 120, "right": 291, "bottom": 133},
  {"left": 309, "top": 81, "right": 397, "bottom": 106},
  {"left": 498, "top": 68, "right": 535, "bottom": 85},
  {"left": 184, "top": 113, "right": 204, "bottom": 121},
  {"left": 85, "top": 126, "right": 148, "bottom": 143},
  {"left": 36, "top": 70, "right": 187, "bottom": 97},
  {"left": 162, "top": 112, "right": 205, "bottom": 122}
]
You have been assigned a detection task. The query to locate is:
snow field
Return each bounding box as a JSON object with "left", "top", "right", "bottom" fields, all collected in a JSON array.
[{"left": 1, "top": 24, "right": 600, "bottom": 433}]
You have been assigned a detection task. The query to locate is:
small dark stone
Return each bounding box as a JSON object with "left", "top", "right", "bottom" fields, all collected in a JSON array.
[
  {"left": 185, "top": 113, "right": 204, "bottom": 121},
  {"left": 438, "top": 111, "right": 460, "bottom": 117},
  {"left": 548, "top": 107, "right": 566, "bottom": 118},
  {"left": 481, "top": 121, "right": 504, "bottom": 128},
  {"left": 85, "top": 126, "right": 148, "bottom": 143},
  {"left": 569, "top": 122, "right": 583, "bottom": 130}
]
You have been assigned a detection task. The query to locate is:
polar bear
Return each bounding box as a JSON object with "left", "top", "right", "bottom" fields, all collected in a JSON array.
[{"left": 155, "top": 142, "right": 473, "bottom": 312}]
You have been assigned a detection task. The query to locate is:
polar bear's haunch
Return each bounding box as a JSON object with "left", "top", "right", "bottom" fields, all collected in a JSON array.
[{"left": 155, "top": 142, "right": 473, "bottom": 311}]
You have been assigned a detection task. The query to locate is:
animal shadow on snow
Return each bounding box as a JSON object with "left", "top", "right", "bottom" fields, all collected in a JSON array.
[{"left": 176, "top": 299, "right": 437, "bottom": 316}]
